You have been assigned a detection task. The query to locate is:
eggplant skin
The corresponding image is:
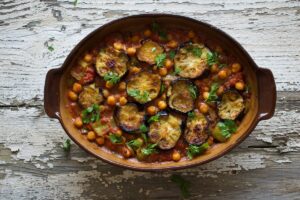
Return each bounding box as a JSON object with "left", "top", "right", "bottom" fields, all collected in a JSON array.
[
  {"left": 78, "top": 85, "right": 103, "bottom": 108},
  {"left": 96, "top": 47, "right": 128, "bottom": 78},
  {"left": 174, "top": 43, "right": 210, "bottom": 78},
  {"left": 114, "top": 103, "right": 145, "bottom": 133},
  {"left": 148, "top": 114, "right": 182, "bottom": 150},
  {"left": 184, "top": 112, "right": 209, "bottom": 145},
  {"left": 137, "top": 40, "right": 164, "bottom": 65},
  {"left": 218, "top": 90, "right": 245, "bottom": 120},
  {"left": 167, "top": 79, "right": 195, "bottom": 113},
  {"left": 127, "top": 71, "right": 161, "bottom": 104}
]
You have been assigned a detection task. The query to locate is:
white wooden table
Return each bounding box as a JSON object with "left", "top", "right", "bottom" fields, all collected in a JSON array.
[{"left": 0, "top": 0, "right": 300, "bottom": 199}]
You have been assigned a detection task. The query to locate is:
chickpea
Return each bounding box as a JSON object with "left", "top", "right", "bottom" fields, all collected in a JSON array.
[
  {"left": 232, "top": 63, "right": 242, "bottom": 73},
  {"left": 102, "top": 89, "right": 110, "bottom": 98},
  {"left": 83, "top": 53, "right": 93, "bottom": 62},
  {"left": 210, "top": 64, "right": 219, "bottom": 73},
  {"left": 157, "top": 100, "right": 167, "bottom": 110},
  {"left": 122, "top": 147, "right": 132, "bottom": 158},
  {"left": 147, "top": 106, "right": 158, "bottom": 115},
  {"left": 72, "top": 83, "right": 82, "bottom": 93},
  {"left": 105, "top": 81, "right": 114, "bottom": 89},
  {"left": 217, "top": 86, "right": 224, "bottom": 96},
  {"left": 203, "top": 91, "right": 209, "bottom": 100},
  {"left": 68, "top": 91, "right": 78, "bottom": 101},
  {"left": 167, "top": 40, "right": 178, "bottom": 48},
  {"left": 159, "top": 67, "right": 168, "bottom": 76},
  {"left": 172, "top": 151, "right": 181, "bottom": 162},
  {"left": 126, "top": 47, "right": 136, "bottom": 56},
  {"left": 131, "top": 35, "right": 140, "bottom": 42},
  {"left": 96, "top": 137, "right": 105, "bottom": 146},
  {"left": 199, "top": 102, "right": 209, "bottom": 114},
  {"left": 235, "top": 82, "right": 245, "bottom": 90},
  {"left": 107, "top": 95, "right": 116, "bottom": 106},
  {"left": 119, "top": 96, "right": 128, "bottom": 106},
  {"left": 115, "top": 129, "right": 123, "bottom": 137},
  {"left": 113, "top": 42, "right": 123, "bottom": 50},
  {"left": 87, "top": 131, "right": 96, "bottom": 141},
  {"left": 164, "top": 59, "right": 174, "bottom": 69},
  {"left": 218, "top": 70, "right": 227, "bottom": 79},
  {"left": 188, "top": 30, "right": 195, "bottom": 38},
  {"left": 118, "top": 81, "right": 126, "bottom": 91},
  {"left": 74, "top": 117, "right": 83, "bottom": 128},
  {"left": 207, "top": 136, "right": 214, "bottom": 146},
  {"left": 144, "top": 29, "right": 152, "bottom": 37},
  {"left": 130, "top": 66, "right": 141, "bottom": 74}
]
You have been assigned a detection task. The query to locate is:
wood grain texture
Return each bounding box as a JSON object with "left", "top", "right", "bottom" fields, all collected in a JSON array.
[{"left": 0, "top": 0, "right": 300, "bottom": 199}]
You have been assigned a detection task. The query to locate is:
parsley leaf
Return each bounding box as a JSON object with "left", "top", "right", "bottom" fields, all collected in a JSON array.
[
  {"left": 139, "top": 124, "right": 148, "bottom": 133},
  {"left": 192, "top": 47, "right": 202, "bottom": 57},
  {"left": 109, "top": 134, "right": 123, "bottom": 144},
  {"left": 188, "top": 84, "right": 198, "bottom": 99},
  {"left": 155, "top": 53, "right": 167, "bottom": 67},
  {"left": 126, "top": 138, "right": 143, "bottom": 150},
  {"left": 127, "top": 89, "right": 150, "bottom": 103},
  {"left": 82, "top": 104, "right": 100, "bottom": 124},
  {"left": 171, "top": 175, "right": 190, "bottom": 198},
  {"left": 147, "top": 113, "right": 160, "bottom": 123},
  {"left": 187, "top": 111, "right": 196, "bottom": 119},
  {"left": 207, "top": 51, "right": 218, "bottom": 66},
  {"left": 186, "top": 142, "right": 210, "bottom": 159},
  {"left": 173, "top": 66, "right": 182, "bottom": 75},
  {"left": 48, "top": 45, "right": 54, "bottom": 52},
  {"left": 141, "top": 133, "right": 148, "bottom": 143},
  {"left": 103, "top": 72, "right": 120, "bottom": 84},
  {"left": 217, "top": 120, "right": 237, "bottom": 139},
  {"left": 169, "top": 50, "right": 176, "bottom": 59},
  {"left": 141, "top": 143, "right": 157, "bottom": 156},
  {"left": 206, "top": 83, "right": 219, "bottom": 102},
  {"left": 62, "top": 139, "right": 71, "bottom": 152}
]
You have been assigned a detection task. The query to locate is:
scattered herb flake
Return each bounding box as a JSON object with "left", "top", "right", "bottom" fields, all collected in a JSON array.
[
  {"left": 103, "top": 72, "right": 120, "bottom": 84},
  {"left": 173, "top": 66, "right": 182, "bottom": 75},
  {"left": 48, "top": 45, "right": 54, "bottom": 52},
  {"left": 147, "top": 113, "right": 160, "bottom": 123},
  {"left": 139, "top": 124, "right": 148, "bottom": 133},
  {"left": 155, "top": 53, "right": 167, "bottom": 67},
  {"left": 187, "top": 111, "right": 196, "bottom": 119},
  {"left": 74, "top": 0, "right": 78, "bottom": 6},
  {"left": 188, "top": 84, "right": 198, "bottom": 99},
  {"left": 109, "top": 134, "right": 123, "bottom": 144},
  {"left": 171, "top": 175, "right": 191, "bottom": 198},
  {"left": 160, "top": 83, "right": 166, "bottom": 94},
  {"left": 186, "top": 142, "right": 210, "bottom": 159},
  {"left": 169, "top": 50, "right": 176, "bottom": 59},
  {"left": 82, "top": 104, "right": 100, "bottom": 124},
  {"left": 62, "top": 139, "right": 71, "bottom": 152},
  {"left": 127, "top": 89, "right": 150, "bottom": 103},
  {"left": 207, "top": 51, "right": 218, "bottom": 66},
  {"left": 141, "top": 133, "right": 148, "bottom": 143},
  {"left": 192, "top": 47, "right": 202, "bottom": 57},
  {"left": 141, "top": 143, "right": 157, "bottom": 156},
  {"left": 206, "top": 83, "right": 219, "bottom": 102}
]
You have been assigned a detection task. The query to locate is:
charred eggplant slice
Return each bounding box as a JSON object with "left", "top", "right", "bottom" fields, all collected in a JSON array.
[
  {"left": 167, "top": 79, "right": 196, "bottom": 113},
  {"left": 184, "top": 112, "right": 209, "bottom": 145},
  {"left": 114, "top": 103, "right": 145, "bottom": 133},
  {"left": 218, "top": 90, "right": 245, "bottom": 120},
  {"left": 137, "top": 40, "right": 164, "bottom": 65},
  {"left": 96, "top": 47, "right": 128, "bottom": 78},
  {"left": 127, "top": 71, "right": 161, "bottom": 104},
  {"left": 174, "top": 43, "right": 210, "bottom": 78},
  {"left": 78, "top": 84, "right": 103, "bottom": 108},
  {"left": 148, "top": 114, "right": 182, "bottom": 150}
]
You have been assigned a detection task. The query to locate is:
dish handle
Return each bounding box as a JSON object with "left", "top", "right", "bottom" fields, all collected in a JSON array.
[
  {"left": 257, "top": 67, "right": 276, "bottom": 121},
  {"left": 44, "top": 68, "right": 62, "bottom": 119}
]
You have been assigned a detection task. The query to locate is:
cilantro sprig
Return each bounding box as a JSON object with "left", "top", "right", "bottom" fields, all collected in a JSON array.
[
  {"left": 187, "top": 111, "right": 196, "bottom": 119},
  {"left": 207, "top": 51, "right": 218, "bottom": 66},
  {"left": 188, "top": 84, "right": 198, "bottom": 99},
  {"left": 139, "top": 124, "right": 148, "bottom": 133},
  {"left": 147, "top": 113, "right": 161, "bottom": 123},
  {"left": 206, "top": 83, "right": 219, "bottom": 102},
  {"left": 126, "top": 138, "right": 143, "bottom": 150},
  {"left": 186, "top": 142, "right": 210, "bottom": 159},
  {"left": 141, "top": 143, "right": 157, "bottom": 156},
  {"left": 109, "top": 134, "right": 123, "bottom": 144},
  {"left": 103, "top": 72, "right": 120, "bottom": 84},
  {"left": 82, "top": 104, "right": 100, "bottom": 124},
  {"left": 171, "top": 175, "right": 191, "bottom": 198},
  {"left": 155, "top": 53, "right": 167, "bottom": 67},
  {"left": 169, "top": 50, "right": 176, "bottom": 59},
  {"left": 127, "top": 89, "right": 150, "bottom": 103},
  {"left": 217, "top": 120, "right": 237, "bottom": 139},
  {"left": 173, "top": 66, "right": 182, "bottom": 75},
  {"left": 62, "top": 139, "right": 71, "bottom": 152}
]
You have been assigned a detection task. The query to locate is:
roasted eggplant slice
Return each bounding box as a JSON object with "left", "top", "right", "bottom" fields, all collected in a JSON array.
[
  {"left": 167, "top": 79, "right": 196, "bottom": 113},
  {"left": 218, "top": 90, "right": 245, "bottom": 120},
  {"left": 114, "top": 103, "right": 145, "bottom": 133},
  {"left": 148, "top": 114, "right": 182, "bottom": 150},
  {"left": 96, "top": 47, "right": 128, "bottom": 78},
  {"left": 127, "top": 71, "right": 161, "bottom": 104},
  {"left": 184, "top": 112, "right": 208, "bottom": 145},
  {"left": 137, "top": 40, "right": 164, "bottom": 65},
  {"left": 174, "top": 43, "right": 210, "bottom": 78},
  {"left": 78, "top": 84, "right": 103, "bottom": 108}
]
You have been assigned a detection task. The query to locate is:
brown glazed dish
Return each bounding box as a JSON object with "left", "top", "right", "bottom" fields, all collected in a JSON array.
[{"left": 44, "top": 14, "right": 276, "bottom": 171}]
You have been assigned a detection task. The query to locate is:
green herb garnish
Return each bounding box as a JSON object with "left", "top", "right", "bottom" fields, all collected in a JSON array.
[
  {"left": 127, "top": 89, "right": 150, "bottom": 103},
  {"left": 82, "top": 104, "right": 100, "bottom": 124},
  {"left": 103, "top": 72, "right": 120, "bottom": 84},
  {"left": 139, "top": 124, "right": 148, "bottom": 133},
  {"left": 169, "top": 50, "right": 176, "bottom": 59},
  {"left": 147, "top": 113, "right": 160, "bottom": 123},
  {"left": 173, "top": 66, "right": 182, "bottom": 75},
  {"left": 151, "top": 22, "right": 167, "bottom": 40},
  {"left": 186, "top": 142, "right": 210, "bottom": 159},
  {"left": 217, "top": 120, "right": 237, "bottom": 139},
  {"left": 74, "top": 0, "right": 78, "bottom": 6},
  {"left": 206, "top": 83, "right": 219, "bottom": 102},
  {"left": 160, "top": 83, "right": 166, "bottom": 94},
  {"left": 187, "top": 111, "right": 196, "bottom": 119},
  {"left": 207, "top": 51, "right": 218, "bottom": 66},
  {"left": 192, "top": 47, "right": 202, "bottom": 57},
  {"left": 188, "top": 84, "right": 198, "bottom": 99},
  {"left": 141, "top": 143, "right": 157, "bottom": 156},
  {"left": 109, "top": 134, "right": 123, "bottom": 144},
  {"left": 171, "top": 175, "right": 190, "bottom": 198},
  {"left": 126, "top": 139, "right": 143, "bottom": 150},
  {"left": 62, "top": 139, "right": 71, "bottom": 152},
  {"left": 155, "top": 53, "right": 167, "bottom": 67},
  {"left": 141, "top": 133, "right": 148, "bottom": 143},
  {"left": 48, "top": 45, "right": 54, "bottom": 52}
]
